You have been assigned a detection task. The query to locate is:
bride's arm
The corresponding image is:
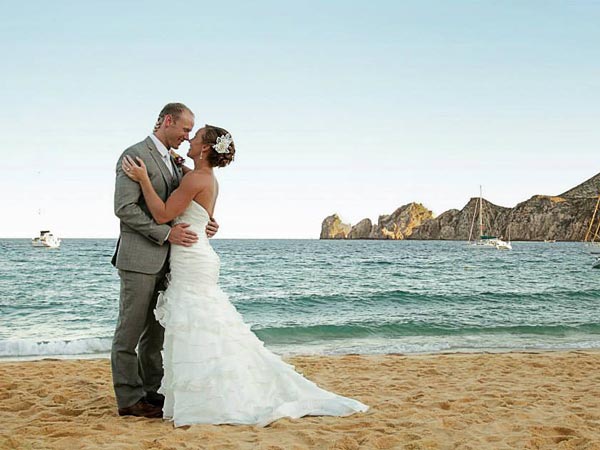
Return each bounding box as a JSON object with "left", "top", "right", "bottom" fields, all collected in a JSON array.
[{"left": 122, "top": 155, "right": 198, "bottom": 224}]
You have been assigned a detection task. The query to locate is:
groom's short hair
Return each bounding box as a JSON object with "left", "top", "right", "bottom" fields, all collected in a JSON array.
[{"left": 158, "top": 102, "right": 193, "bottom": 122}]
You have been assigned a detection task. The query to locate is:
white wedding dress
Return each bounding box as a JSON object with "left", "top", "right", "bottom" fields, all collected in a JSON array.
[{"left": 155, "top": 201, "right": 368, "bottom": 427}]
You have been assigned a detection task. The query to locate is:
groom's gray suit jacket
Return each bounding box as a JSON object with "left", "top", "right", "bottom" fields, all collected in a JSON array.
[{"left": 112, "top": 137, "right": 183, "bottom": 274}]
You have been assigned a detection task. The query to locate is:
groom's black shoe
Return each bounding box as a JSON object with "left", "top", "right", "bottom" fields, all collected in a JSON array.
[
  {"left": 144, "top": 393, "right": 165, "bottom": 408},
  {"left": 118, "top": 400, "right": 162, "bottom": 418}
]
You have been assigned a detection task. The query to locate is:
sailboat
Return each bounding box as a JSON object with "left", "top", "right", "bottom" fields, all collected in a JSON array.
[{"left": 468, "top": 186, "right": 512, "bottom": 250}]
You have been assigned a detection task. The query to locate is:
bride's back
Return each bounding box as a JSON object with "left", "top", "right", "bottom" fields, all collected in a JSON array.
[{"left": 186, "top": 169, "right": 218, "bottom": 218}]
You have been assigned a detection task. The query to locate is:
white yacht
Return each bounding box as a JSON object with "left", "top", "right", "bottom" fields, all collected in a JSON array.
[
  {"left": 492, "top": 238, "right": 512, "bottom": 250},
  {"left": 471, "top": 236, "right": 512, "bottom": 250},
  {"left": 32, "top": 230, "right": 61, "bottom": 248},
  {"left": 468, "top": 187, "right": 512, "bottom": 250}
]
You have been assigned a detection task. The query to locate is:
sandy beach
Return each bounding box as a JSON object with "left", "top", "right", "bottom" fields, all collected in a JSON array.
[{"left": 1, "top": 351, "right": 600, "bottom": 449}]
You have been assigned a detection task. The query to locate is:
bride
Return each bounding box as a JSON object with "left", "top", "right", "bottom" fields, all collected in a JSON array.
[{"left": 121, "top": 125, "right": 368, "bottom": 427}]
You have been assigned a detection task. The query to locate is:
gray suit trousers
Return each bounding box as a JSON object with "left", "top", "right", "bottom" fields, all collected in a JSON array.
[{"left": 111, "top": 263, "right": 168, "bottom": 408}]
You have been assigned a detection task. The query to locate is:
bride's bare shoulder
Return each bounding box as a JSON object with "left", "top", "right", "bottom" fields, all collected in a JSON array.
[{"left": 182, "top": 170, "right": 214, "bottom": 186}]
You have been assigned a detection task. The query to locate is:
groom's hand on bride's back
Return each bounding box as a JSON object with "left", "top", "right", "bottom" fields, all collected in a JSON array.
[
  {"left": 206, "top": 218, "right": 219, "bottom": 238},
  {"left": 168, "top": 223, "right": 198, "bottom": 247}
]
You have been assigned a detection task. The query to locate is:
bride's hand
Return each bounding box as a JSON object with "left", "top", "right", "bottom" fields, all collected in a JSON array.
[{"left": 122, "top": 155, "right": 149, "bottom": 183}]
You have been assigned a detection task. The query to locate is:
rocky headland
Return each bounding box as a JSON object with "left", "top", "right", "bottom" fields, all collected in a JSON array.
[
  {"left": 320, "top": 203, "right": 433, "bottom": 240},
  {"left": 320, "top": 172, "right": 600, "bottom": 241}
]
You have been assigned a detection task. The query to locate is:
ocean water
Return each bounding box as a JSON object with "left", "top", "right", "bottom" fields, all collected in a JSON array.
[{"left": 1, "top": 239, "right": 599, "bottom": 359}]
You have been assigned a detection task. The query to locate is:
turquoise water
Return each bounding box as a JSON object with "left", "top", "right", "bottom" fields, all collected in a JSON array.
[{"left": 1, "top": 239, "right": 599, "bottom": 358}]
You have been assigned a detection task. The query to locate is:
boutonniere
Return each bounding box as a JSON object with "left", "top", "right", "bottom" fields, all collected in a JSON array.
[{"left": 170, "top": 150, "right": 185, "bottom": 167}]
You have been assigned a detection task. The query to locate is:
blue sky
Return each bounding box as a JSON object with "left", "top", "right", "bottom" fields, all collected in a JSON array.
[{"left": 2, "top": 1, "right": 599, "bottom": 238}]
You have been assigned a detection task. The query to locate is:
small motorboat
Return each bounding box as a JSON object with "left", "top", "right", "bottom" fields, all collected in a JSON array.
[{"left": 32, "top": 230, "right": 61, "bottom": 248}]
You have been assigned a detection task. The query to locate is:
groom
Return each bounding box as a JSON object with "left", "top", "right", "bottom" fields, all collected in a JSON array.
[{"left": 111, "top": 103, "right": 218, "bottom": 418}]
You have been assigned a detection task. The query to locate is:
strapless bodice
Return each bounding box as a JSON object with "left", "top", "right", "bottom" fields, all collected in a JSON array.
[
  {"left": 169, "top": 201, "right": 219, "bottom": 287},
  {"left": 174, "top": 201, "right": 210, "bottom": 236}
]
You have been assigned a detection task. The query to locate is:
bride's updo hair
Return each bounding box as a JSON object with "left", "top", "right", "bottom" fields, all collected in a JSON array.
[{"left": 203, "top": 125, "right": 236, "bottom": 168}]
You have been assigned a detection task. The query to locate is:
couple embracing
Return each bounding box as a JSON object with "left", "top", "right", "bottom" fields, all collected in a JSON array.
[{"left": 110, "top": 103, "right": 368, "bottom": 427}]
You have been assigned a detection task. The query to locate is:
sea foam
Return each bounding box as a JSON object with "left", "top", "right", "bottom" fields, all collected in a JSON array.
[{"left": 0, "top": 337, "right": 112, "bottom": 358}]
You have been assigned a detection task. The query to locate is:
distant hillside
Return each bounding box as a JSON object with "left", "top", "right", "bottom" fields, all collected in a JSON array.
[
  {"left": 320, "top": 172, "right": 600, "bottom": 241},
  {"left": 560, "top": 172, "right": 600, "bottom": 199}
]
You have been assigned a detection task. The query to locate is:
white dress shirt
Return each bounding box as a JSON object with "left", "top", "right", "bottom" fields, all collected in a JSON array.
[{"left": 149, "top": 134, "right": 174, "bottom": 176}]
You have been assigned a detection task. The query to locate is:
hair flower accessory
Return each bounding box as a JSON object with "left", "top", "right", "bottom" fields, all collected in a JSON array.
[{"left": 213, "top": 133, "right": 233, "bottom": 154}]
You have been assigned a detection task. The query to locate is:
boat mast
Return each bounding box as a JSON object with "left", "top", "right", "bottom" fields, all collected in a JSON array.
[
  {"left": 584, "top": 195, "right": 600, "bottom": 242},
  {"left": 479, "top": 185, "right": 483, "bottom": 238},
  {"left": 468, "top": 200, "right": 477, "bottom": 243}
]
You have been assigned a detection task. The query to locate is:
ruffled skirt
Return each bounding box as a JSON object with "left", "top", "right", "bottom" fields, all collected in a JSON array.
[{"left": 155, "top": 281, "right": 368, "bottom": 427}]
